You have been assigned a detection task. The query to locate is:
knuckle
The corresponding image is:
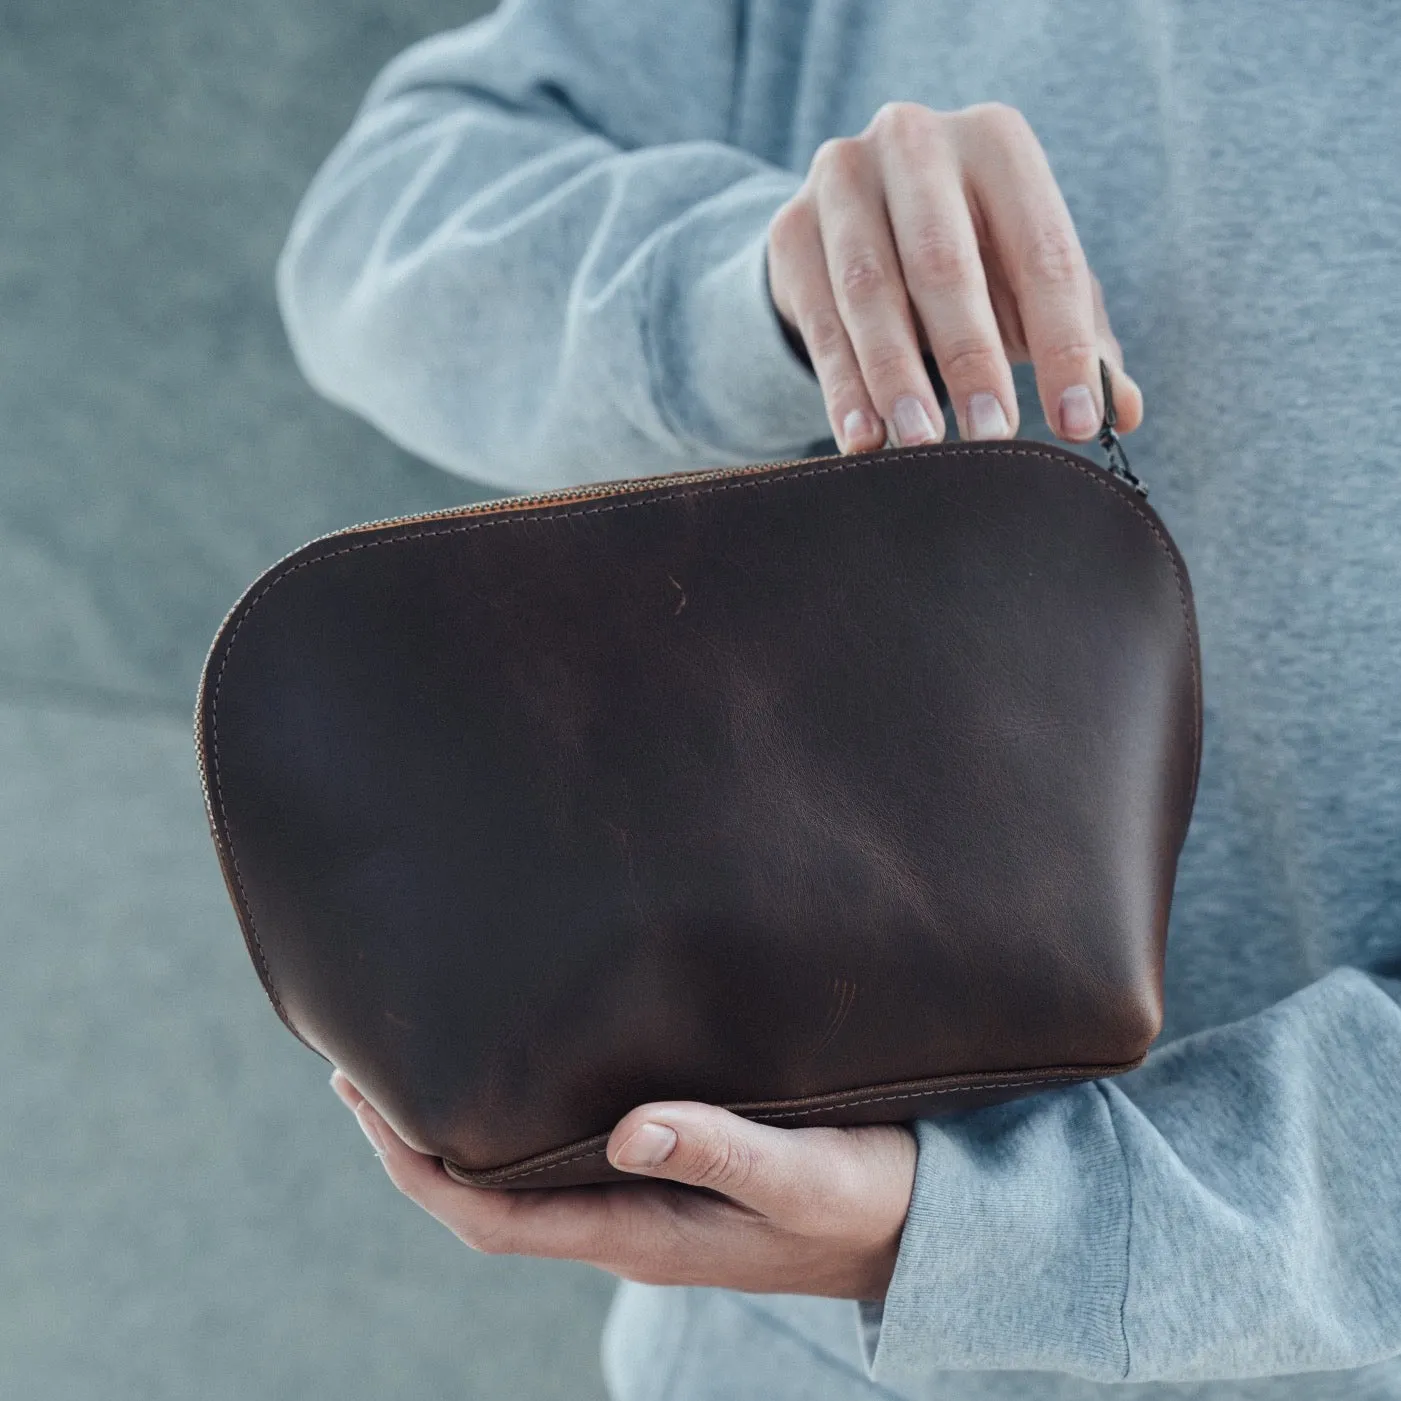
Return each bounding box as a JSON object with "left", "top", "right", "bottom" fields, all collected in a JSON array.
[
  {"left": 1020, "top": 224, "right": 1086, "bottom": 286},
  {"left": 935, "top": 338, "right": 1004, "bottom": 384},
  {"left": 869, "top": 99, "right": 932, "bottom": 144},
  {"left": 768, "top": 197, "right": 814, "bottom": 250},
  {"left": 837, "top": 250, "right": 891, "bottom": 304},
  {"left": 904, "top": 222, "right": 980, "bottom": 293},
  {"left": 802, "top": 308, "right": 847, "bottom": 359},
  {"left": 822, "top": 369, "right": 867, "bottom": 407},
  {"left": 812, "top": 135, "right": 863, "bottom": 180},
  {"left": 1041, "top": 338, "right": 1101, "bottom": 372},
  {"left": 690, "top": 1132, "right": 759, "bottom": 1194},
  {"left": 447, "top": 1199, "right": 518, "bottom": 1255},
  {"left": 458, "top": 1221, "right": 513, "bottom": 1256},
  {"left": 962, "top": 99, "right": 1032, "bottom": 140},
  {"left": 861, "top": 340, "right": 918, "bottom": 388}
]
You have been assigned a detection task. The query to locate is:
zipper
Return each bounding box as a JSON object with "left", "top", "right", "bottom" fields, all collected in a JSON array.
[
  {"left": 318, "top": 446, "right": 840, "bottom": 539},
  {"left": 329, "top": 359, "right": 1144, "bottom": 536},
  {"left": 1096, "top": 356, "right": 1148, "bottom": 497},
  {"left": 207, "top": 353, "right": 1145, "bottom": 576}
]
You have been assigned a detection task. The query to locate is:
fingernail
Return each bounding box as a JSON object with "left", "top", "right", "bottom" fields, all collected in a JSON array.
[
  {"left": 1059, "top": 384, "right": 1098, "bottom": 439},
  {"left": 612, "top": 1122, "right": 678, "bottom": 1170},
  {"left": 354, "top": 1102, "right": 387, "bottom": 1157},
  {"left": 967, "top": 391, "right": 1010, "bottom": 440},
  {"left": 890, "top": 395, "right": 938, "bottom": 446},
  {"left": 841, "top": 408, "right": 872, "bottom": 451}
]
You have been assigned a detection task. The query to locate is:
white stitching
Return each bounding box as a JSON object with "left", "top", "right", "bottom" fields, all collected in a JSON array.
[
  {"left": 745, "top": 1069, "right": 1100, "bottom": 1120},
  {"left": 450, "top": 1066, "right": 1123, "bottom": 1181}
]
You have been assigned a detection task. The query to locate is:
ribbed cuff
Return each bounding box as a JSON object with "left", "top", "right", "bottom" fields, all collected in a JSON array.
[
  {"left": 859, "top": 1085, "right": 1132, "bottom": 1385},
  {"left": 645, "top": 172, "right": 833, "bottom": 463}
]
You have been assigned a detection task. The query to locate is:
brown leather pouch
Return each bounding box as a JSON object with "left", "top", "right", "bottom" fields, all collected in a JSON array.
[{"left": 195, "top": 384, "right": 1200, "bottom": 1189}]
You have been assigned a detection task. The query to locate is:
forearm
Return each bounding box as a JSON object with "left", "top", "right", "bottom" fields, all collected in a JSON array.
[
  {"left": 862, "top": 965, "right": 1401, "bottom": 1384},
  {"left": 275, "top": 2, "right": 830, "bottom": 491}
]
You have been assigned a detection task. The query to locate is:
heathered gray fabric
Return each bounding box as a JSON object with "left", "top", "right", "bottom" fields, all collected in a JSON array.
[{"left": 274, "top": 1, "right": 1401, "bottom": 1395}]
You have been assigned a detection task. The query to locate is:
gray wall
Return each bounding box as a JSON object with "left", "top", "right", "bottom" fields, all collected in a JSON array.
[{"left": 1, "top": 2, "right": 615, "bottom": 1396}]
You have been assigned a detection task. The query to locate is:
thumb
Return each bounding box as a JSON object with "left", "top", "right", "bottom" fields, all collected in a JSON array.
[{"left": 606, "top": 1100, "right": 817, "bottom": 1216}]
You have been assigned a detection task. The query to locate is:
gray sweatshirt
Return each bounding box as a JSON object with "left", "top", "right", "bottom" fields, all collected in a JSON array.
[{"left": 274, "top": 2, "right": 1401, "bottom": 1397}]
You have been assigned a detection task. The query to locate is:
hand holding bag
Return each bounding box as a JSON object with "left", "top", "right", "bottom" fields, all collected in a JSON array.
[{"left": 195, "top": 361, "right": 1201, "bottom": 1188}]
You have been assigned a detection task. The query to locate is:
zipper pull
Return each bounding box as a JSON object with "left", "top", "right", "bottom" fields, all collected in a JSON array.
[{"left": 1096, "top": 357, "right": 1148, "bottom": 497}]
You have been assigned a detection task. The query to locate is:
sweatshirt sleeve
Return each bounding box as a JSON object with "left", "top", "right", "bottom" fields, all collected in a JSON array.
[
  {"left": 274, "top": 0, "right": 831, "bottom": 493},
  {"left": 858, "top": 964, "right": 1401, "bottom": 1385}
]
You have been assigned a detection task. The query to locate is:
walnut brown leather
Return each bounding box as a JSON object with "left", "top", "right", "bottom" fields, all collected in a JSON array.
[{"left": 195, "top": 438, "right": 1202, "bottom": 1189}]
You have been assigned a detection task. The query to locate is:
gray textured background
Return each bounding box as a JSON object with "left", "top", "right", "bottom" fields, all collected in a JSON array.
[{"left": 1, "top": 2, "right": 616, "bottom": 1396}]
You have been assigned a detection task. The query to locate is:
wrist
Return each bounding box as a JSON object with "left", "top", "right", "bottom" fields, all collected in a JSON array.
[{"left": 646, "top": 186, "right": 829, "bottom": 459}]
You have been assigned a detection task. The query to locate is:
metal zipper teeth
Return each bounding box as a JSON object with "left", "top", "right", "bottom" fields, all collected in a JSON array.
[
  {"left": 322, "top": 446, "right": 846, "bottom": 537},
  {"left": 191, "top": 445, "right": 844, "bottom": 827}
]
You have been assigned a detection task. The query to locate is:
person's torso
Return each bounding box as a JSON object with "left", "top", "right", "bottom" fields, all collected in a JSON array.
[{"left": 607, "top": 3, "right": 1401, "bottom": 1397}]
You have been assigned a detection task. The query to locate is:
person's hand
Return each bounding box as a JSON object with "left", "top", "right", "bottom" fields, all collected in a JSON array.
[
  {"left": 766, "top": 100, "right": 1144, "bottom": 454},
  {"left": 330, "top": 1070, "right": 917, "bottom": 1301}
]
